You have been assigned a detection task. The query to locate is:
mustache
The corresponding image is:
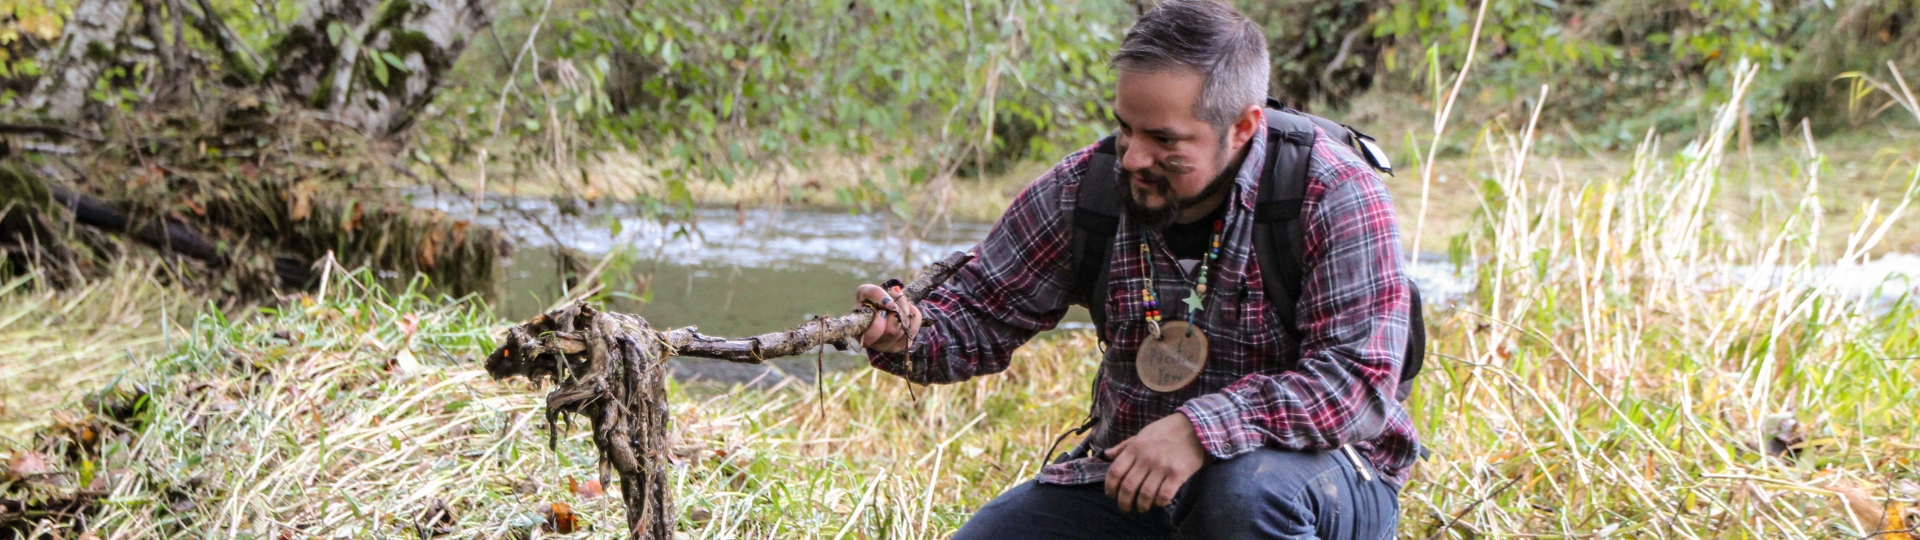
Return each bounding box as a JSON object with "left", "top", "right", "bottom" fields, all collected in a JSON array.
[
  {"left": 1117, "top": 165, "right": 1181, "bottom": 229},
  {"left": 1117, "top": 166, "right": 1166, "bottom": 188}
]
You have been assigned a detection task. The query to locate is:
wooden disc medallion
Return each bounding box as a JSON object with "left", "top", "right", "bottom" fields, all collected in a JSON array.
[{"left": 1137, "top": 321, "right": 1207, "bottom": 392}]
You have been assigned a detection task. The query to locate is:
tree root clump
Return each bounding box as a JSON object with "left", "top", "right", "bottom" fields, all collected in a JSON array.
[
  {"left": 485, "top": 251, "right": 973, "bottom": 539},
  {"left": 487, "top": 302, "right": 673, "bottom": 539}
]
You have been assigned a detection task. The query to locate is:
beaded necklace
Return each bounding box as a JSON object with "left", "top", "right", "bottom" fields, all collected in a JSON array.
[{"left": 1140, "top": 218, "right": 1225, "bottom": 338}]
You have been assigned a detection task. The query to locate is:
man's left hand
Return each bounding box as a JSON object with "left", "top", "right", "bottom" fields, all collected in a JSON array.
[{"left": 1103, "top": 412, "right": 1211, "bottom": 513}]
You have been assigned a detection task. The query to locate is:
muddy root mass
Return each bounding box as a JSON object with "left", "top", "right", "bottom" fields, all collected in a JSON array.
[{"left": 487, "top": 302, "right": 673, "bottom": 539}]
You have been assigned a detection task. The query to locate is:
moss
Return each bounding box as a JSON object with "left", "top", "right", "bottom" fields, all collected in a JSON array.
[
  {"left": 0, "top": 164, "right": 51, "bottom": 206},
  {"left": 386, "top": 30, "right": 434, "bottom": 60},
  {"left": 82, "top": 41, "right": 113, "bottom": 62}
]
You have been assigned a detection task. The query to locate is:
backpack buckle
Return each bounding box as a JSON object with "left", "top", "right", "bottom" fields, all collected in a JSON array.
[{"left": 1345, "top": 127, "right": 1394, "bottom": 176}]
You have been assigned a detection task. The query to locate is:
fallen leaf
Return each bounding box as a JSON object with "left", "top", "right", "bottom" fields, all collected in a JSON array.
[
  {"left": 206, "top": 394, "right": 241, "bottom": 413},
  {"left": 568, "top": 476, "right": 604, "bottom": 500},
  {"left": 397, "top": 313, "right": 420, "bottom": 338},
  {"left": 541, "top": 502, "right": 579, "bottom": 534},
  {"left": 6, "top": 450, "right": 49, "bottom": 478},
  {"left": 1832, "top": 483, "right": 1889, "bottom": 534},
  {"left": 514, "top": 477, "right": 542, "bottom": 497},
  {"left": 1885, "top": 500, "right": 1914, "bottom": 540}
]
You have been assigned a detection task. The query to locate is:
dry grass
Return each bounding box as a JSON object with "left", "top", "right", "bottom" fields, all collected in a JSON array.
[
  {"left": 0, "top": 260, "right": 1101, "bottom": 538},
  {"left": 0, "top": 259, "right": 201, "bottom": 440},
  {"left": 5, "top": 65, "right": 1920, "bottom": 538}
]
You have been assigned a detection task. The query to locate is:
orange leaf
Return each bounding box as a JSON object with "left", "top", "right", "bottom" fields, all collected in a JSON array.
[
  {"left": 543, "top": 502, "right": 578, "bottom": 534},
  {"left": 1885, "top": 501, "right": 1913, "bottom": 540},
  {"left": 568, "top": 475, "right": 605, "bottom": 500}
]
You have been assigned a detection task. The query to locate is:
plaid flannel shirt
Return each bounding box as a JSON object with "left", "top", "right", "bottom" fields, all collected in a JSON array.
[{"left": 868, "top": 126, "right": 1420, "bottom": 487}]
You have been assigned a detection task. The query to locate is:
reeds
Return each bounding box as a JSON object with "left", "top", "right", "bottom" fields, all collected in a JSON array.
[{"left": 1400, "top": 60, "right": 1920, "bottom": 537}]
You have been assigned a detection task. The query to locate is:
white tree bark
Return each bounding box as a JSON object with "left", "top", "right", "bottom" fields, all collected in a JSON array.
[
  {"left": 266, "top": 0, "right": 493, "bottom": 137},
  {"left": 25, "top": 0, "right": 135, "bottom": 120}
]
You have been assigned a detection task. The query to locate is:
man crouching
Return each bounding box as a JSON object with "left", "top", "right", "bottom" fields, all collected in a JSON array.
[{"left": 855, "top": 1, "right": 1416, "bottom": 538}]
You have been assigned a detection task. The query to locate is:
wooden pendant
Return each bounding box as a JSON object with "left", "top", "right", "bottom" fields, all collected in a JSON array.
[{"left": 1136, "top": 321, "right": 1207, "bottom": 392}]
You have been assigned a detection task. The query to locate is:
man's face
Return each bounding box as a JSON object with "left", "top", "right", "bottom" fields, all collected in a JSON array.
[{"left": 1111, "top": 69, "right": 1247, "bottom": 227}]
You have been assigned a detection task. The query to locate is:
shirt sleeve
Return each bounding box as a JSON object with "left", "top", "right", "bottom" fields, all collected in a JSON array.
[
  {"left": 1176, "top": 156, "right": 1411, "bottom": 459},
  {"left": 866, "top": 147, "right": 1091, "bottom": 384}
]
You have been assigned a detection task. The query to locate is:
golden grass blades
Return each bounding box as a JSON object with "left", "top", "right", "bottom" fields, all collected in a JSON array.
[
  {"left": 0, "top": 259, "right": 201, "bottom": 440},
  {"left": 1400, "top": 59, "right": 1920, "bottom": 538}
]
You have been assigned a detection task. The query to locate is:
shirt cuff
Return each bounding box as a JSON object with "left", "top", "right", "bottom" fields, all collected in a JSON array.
[
  {"left": 1178, "top": 393, "right": 1263, "bottom": 460},
  {"left": 866, "top": 348, "right": 910, "bottom": 373}
]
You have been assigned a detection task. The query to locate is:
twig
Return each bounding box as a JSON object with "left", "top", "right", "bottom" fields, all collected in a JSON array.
[
  {"left": 1410, "top": 0, "right": 1491, "bottom": 270},
  {"left": 179, "top": 0, "right": 264, "bottom": 82},
  {"left": 657, "top": 251, "right": 975, "bottom": 363},
  {"left": 1423, "top": 473, "right": 1522, "bottom": 540},
  {"left": 0, "top": 123, "right": 104, "bottom": 142},
  {"left": 490, "top": 0, "right": 554, "bottom": 134}
]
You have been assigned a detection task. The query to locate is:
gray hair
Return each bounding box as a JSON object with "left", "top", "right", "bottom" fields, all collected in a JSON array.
[{"left": 1111, "top": 0, "right": 1271, "bottom": 132}]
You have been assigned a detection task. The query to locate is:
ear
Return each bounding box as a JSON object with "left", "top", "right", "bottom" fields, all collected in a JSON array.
[{"left": 1229, "top": 104, "right": 1263, "bottom": 150}]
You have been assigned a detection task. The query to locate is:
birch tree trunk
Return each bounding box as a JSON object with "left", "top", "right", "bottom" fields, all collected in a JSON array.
[
  {"left": 24, "top": 0, "right": 135, "bottom": 119},
  {"left": 264, "top": 0, "right": 493, "bottom": 137}
]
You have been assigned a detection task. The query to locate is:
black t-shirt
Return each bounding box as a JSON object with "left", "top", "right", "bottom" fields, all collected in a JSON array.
[{"left": 1163, "top": 200, "right": 1227, "bottom": 276}]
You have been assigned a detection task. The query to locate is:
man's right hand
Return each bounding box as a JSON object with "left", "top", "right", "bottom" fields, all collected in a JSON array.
[{"left": 856, "top": 282, "right": 922, "bottom": 353}]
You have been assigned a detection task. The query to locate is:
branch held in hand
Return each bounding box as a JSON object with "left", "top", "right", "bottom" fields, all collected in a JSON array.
[{"left": 661, "top": 250, "right": 973, "bottom": 362}]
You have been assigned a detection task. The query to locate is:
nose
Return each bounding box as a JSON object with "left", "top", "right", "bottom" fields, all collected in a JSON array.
[{"left": 1119, "top": 139, "right": 1155, "bottom": 175}]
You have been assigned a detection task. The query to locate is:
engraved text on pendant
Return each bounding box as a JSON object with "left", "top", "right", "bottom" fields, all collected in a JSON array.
[{"left": 1137, "top": 321, "right": 1207, "bottom": 392}]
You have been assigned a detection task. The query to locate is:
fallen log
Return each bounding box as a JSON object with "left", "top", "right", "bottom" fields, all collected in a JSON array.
[
  {"left": 48, "top": 185, "right": 224, "bottom": 262},
  {"left": 484, "top": 250, "right": 974, "bottom": 540}
]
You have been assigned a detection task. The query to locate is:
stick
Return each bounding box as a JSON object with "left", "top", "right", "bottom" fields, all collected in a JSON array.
[{"left": 658, "top": 250, "right": 974, "bottom": 363}]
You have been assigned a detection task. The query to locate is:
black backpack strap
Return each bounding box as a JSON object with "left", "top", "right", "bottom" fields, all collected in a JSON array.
[
  {"left": 1257, "top": 105, "right": 1426, "bottom": 389},
  {"left": 1398, "top": 285, "right": 1426, "bottom": 397},
  {"left": 1253, "top": 108, "right": 1317, "bottom": 337},
  {"left": 1071, "top": 136, "right": 1123, "bottom": 344}
]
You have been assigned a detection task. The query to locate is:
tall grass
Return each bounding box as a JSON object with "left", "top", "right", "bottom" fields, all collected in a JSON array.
[
  {"left": 1401, "top": 62, "right": 1920, "bottom": 537},
  {"left": 5, "top": 65, "right": 1919, "bottom": 538},
  {"left": 0, "top": 260, "right": 200, "bottom": 440}
]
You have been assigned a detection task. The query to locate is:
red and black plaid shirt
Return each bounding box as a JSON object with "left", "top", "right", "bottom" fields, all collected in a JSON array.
[{"left": 869, "top": 127, "right": 1419, "bottom": 487}]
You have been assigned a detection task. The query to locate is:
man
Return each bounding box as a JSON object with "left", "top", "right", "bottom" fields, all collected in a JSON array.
[{"left": 855, "top": 1, "right": 1415, "bottom": 538}]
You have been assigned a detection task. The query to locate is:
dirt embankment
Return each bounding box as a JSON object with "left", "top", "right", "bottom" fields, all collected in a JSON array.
[{"left": 0, "top": 90, "right": 508, "bottom": 303}]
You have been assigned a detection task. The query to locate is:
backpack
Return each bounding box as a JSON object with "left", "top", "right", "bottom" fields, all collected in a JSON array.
[{"left": 1068, "top": 97, "right": 1428, "bottom": 401}]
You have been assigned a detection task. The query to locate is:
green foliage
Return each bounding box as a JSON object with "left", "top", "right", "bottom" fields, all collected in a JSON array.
[
  {"left": 1238, "top": 0, "right": 1388, "bottom": 109},
  {"left": 424, "top": 0, "right": 1124, "bottom": 215},
  {"left": 1376, "top": 0, "right": 1916, "bottom": 147},
  {"left": 0, "top": 1, "right": 59, "bottom": 104}
]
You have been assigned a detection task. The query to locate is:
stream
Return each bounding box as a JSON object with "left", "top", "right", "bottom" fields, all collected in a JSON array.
[{"left": 411, "top": 190, "right": 1915, "bottom": 385}]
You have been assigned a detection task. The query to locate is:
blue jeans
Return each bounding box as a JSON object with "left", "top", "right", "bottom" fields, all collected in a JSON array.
[{"left": 953, "top": 448, "right": 1399, "bottom": 540}]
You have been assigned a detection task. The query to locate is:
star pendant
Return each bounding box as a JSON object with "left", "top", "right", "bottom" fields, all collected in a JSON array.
[{"left": 1181, "top": 287, "right": 1205, "bottom": 314}]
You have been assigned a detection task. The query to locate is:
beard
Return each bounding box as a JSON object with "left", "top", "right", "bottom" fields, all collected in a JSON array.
[{"left": 1118, "top": 160, "right": 1238, "bottom": 230}]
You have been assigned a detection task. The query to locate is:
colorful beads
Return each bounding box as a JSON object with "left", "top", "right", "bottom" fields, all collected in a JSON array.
[{"left": 1140, "top": 218, "right": 1227, "bottom": 327}]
